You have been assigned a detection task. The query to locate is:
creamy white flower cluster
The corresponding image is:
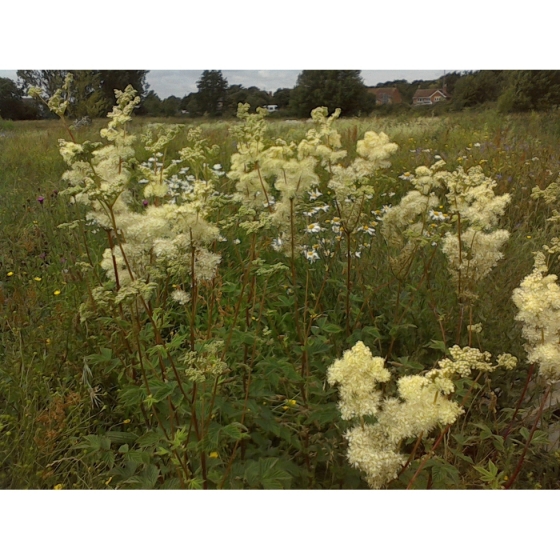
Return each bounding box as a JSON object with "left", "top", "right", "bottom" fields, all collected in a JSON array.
[
  {"left": 59, "top": 85, "right": 140, "bottom": 207},
  {"left": 439, "top": 166, "right": 511, "bottom": 293},
  {"left": 56, "top": 86, "right": 223, "bottom": 298},
  {"left": 381, "top": 160, "right": 444, "bottom": 247},
  {"left": 328, "top": 341, "right": 516, "bottom": 488},
  {"left": 227, "top": 104, "right": 398, "bottom": 255},
  {"left": 513, "top": 252, "right": 560, "bottom": 383}
]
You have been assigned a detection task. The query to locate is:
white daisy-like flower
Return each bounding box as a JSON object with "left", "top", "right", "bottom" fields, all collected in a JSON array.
[
  {"left": 303, "top": 209, "right": 318, "bottom": 217},
  {"left": 304, "top": 248, "right": 320, "bottom": 263},
  {"left": 306, "top": 222, "right": 323, "bottom": 234},
  {"left": 308, "top": 188, "right": 322, "bottom": 201}
]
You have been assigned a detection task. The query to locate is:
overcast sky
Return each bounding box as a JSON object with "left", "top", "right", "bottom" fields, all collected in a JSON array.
[
  {"left": 1, "top": 3, "right": 553, "bottom": 101},
  {"left": 0, "top": 69, "right": 448, "bottom": 99}
]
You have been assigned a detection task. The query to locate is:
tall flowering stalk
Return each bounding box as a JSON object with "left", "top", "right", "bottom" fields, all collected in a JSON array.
[{"left": 381, "top": 160, "right": 511, "bottom": 345}]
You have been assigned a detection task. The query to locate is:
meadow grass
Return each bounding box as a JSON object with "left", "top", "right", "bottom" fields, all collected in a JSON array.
[{"left": 1, "top": 107, "right": 560, "bottom": 489}]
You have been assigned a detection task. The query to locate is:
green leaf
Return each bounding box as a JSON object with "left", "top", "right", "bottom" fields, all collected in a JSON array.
[
  {"left": 320, "top": 322, "right": 343, "bottom": 334},
  {"left": 161, "top": 477, "right": 181, "bottom": 490},
  {"left": 106, "top": 431, "right": 138, "bottom": 445},
  {"left": 148, "top": 380, "right": 177, "bottom": 403},
  {"left": 137, "top": 431, "right": 164, "bottom": 448},
  {"left": 118, "top": 385, "right": 147, "bottom": 408},
  {"left": 221, "top": 422, "right": 249, "bottom": 442},
  {"left": 425, "top": 339, "right": 449, "bottom": 354},
  {"left": 142, "top": 464, "right": 160, "bottom": 489}
]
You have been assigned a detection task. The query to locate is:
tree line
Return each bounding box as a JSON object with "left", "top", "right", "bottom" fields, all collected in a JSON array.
[{"left": 3, "top": 70, "right": 560, "bottom": 121}]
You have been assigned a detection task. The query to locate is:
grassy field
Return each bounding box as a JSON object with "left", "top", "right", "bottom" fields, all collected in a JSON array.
[{"left": 2, "top": 105, "right": 560, "bottom": 489}]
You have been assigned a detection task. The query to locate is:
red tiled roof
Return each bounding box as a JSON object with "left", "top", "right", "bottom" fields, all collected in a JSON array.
[{"left": 368, "top": 87, "right": 403, "bottom": 103}]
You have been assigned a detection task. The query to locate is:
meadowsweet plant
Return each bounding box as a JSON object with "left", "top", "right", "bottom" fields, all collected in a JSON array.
[
  {"left": 439, "top": 165, "right": 511, "bottom": 298},
  {"left": 11, "top": 83, "right": 560, "bottom": 490},
  {"left": 328, "top": 341, "right": 517, "bottom": 488},
  {"left": 42, "top": 78, "right": 241, "bottom": 488},
  {"left": 512, "top": 252, "right": 560, "bottom": 383}
]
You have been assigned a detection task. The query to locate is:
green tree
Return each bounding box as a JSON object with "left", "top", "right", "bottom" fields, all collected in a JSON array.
[
  {"left": 161, "top": 95, "right": 181, "bottom": 117},
  {"left": 498, "top": 70, "right": 560, "bottom": 113},
  {"left": 16, "top": 70, "right": 148, "bottom": 118},
  {"left": 0, "top": 77, "right": 26, "bottom": 119},
  {"left": 140, "top": 90, "right": 164, "bottom": 116},
  {"left": 452, "top": 71, "right": 505, "bottom": 109},
  {"left": 98, "top": 70, "right": 149, "bottom": 106},
  {"left": 17, "top": 70, "right": 68, "bottom": 97},
  {"left": 273, "top": 87, "right": 292, "bottom": 109},
  {"left": 70, "top": 71, "right": 110, "bottom": 118},
  {"left": 290, "top": 70, "right": 375, "bottom": 117},
  {"left": 196, "top": 70, "right": 228, "bottom": 116}
]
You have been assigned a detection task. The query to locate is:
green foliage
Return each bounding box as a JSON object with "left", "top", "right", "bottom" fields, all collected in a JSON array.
[
  {"left": 196, "top": 70, "right": 228, "bottom": 117},
  {"left": 290, "top": 70, "right": 375, "bottom": 117},
  {"left": 0, "top": 78, "right": 30, "bottom": 120},
  {"left": 498, "top": 71, "right": 560, "bottom": 113},
  {"left": 3, "top": 97, "right": 560, "bottom": 490},
  {"left": 452, "top": 71, "right": 505, "bottom": 109}
]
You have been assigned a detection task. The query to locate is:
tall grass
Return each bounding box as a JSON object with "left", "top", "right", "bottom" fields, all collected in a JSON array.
[{"left": 1, "top": 106, "right": 560, "bottom": 489}]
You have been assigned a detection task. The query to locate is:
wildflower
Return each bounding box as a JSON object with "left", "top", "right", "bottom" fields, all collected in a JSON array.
[
  {"left": 304, "top": 248, "right": 320, "bottom": 263},
  {"left": 357, "top": 224, "right": 375, "bottom": 235},
  {"left": 428, "top": 210, "right": 447, "bottom": 221},
  {"left": 305, "top": 222, "right": 322, "bottom": 234},
  {"left": 308, "top": 188, "right": 322, "bottom": 201},
  {"left": 209, "top": 452, "right": 219, "bottom": 459},
  {"left": 34, "top": 276, "right": 42, "bottom": 282},
  {"left": 142, "top": 199, "right": 149, "bottom": 207},
  {"left": 302, "top": 209, "right": 319, "bottom": 217},
  {"left": 123, "top": 419, "right": 131, "bottom": 424},
  {"left": 286, "top": 399, "right": 297, "bottom": 407},
  {"left": 7, "top": 271, "right": 13, "bottom": 277},
  {"left": 233, "top": 238, "right": 241, "bottom": 245},
  {"left": 271, "top": 237, "right": 284, "bottom": 251},
  {"left": 53, "top": 290, "right": 61, "bottom": 296},
  {"left": 37, "top": 196, "right": 45, "bottom": 204},
  {"left": 53, "top": 484, "right": 64, "bottom": 490},
  {"left": 171, "top": 289, "right": 190, "bottom": 305}
]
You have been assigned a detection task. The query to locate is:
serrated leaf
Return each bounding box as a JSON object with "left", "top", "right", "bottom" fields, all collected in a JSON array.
[
  {"left": 161, "top": 477, "right": 181, "bottom": 490},
  {"left": 106, "top": 431, "right": 138, "bottom": 445},
  {"left": 142, "top": 464, "right": 160, "bottom": 489},
  {"left": 221, "top": 422, "right": 249, "bottom": 441},
  {"left": 118, "top": 385, "right": 147, "bottom": 407},
  {"left": 137, "top": 431, "right": 164, "bottom": 448}
]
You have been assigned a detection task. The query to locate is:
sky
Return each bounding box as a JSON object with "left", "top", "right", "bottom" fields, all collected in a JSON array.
[
  {"left": 0, "top": 69, "right": 448, "bottom": 99},
  {"left": 2, "top": 2, "right": 555, "bottom": 101}
]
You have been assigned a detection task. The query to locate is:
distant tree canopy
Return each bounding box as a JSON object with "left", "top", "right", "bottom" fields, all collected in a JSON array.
[
  {"left": 290, "top": 70, "right": 375, "bottom": 117},
  {"left": 16, "top": 70, "right": 149, "bottom": 119},
  {"left": 273, "top": 88, "right": 292, "bottom": 109},
  {"left": 497, "top": 70, "right": 560, "bottom": 112},
  {"left": 223, "top": 84, "right": 272, "bottom": 115},
  {"left": 196, "top": 70, "right": 228, "bottom": 116},
  {"left": 452, "top": 71, "right": 505, "bottom": 109},
  {"left": 98, "top": 71, "right": 148, "bottom": 106},
  {"left": 10, "top": 69, "right": 560, "bottom": 121}
]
